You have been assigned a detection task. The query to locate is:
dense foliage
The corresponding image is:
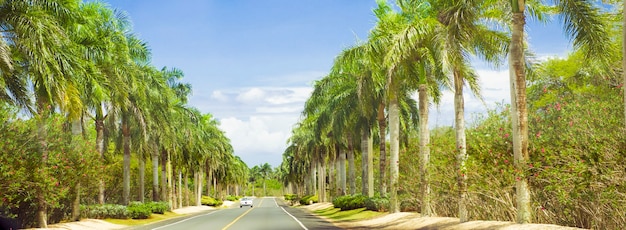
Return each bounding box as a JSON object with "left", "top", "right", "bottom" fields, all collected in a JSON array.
[
  {"left": 281, "top": 0, "right": 623, "bottom": 228},
  {"left": 0, "top": 1, "right": 246, "bottom": 228},
  {"left": 0, "top": 111, "right": 100, "bottom": 226},
  {"left": 397, "top": 52, "right": 626, "bottom": 229}
]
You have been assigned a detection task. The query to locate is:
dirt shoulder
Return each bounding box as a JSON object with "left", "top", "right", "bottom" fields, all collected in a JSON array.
[
  {"left": 301, "top": 203, "right": 586, "bottom": 230},
  {"left": 28, "top": 202, "right": 235, "bottom": 230}
]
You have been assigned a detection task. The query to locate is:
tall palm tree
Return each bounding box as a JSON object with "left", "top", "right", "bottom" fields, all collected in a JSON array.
[
  {"left": 370, "top": 1, "right": 431, "bottom": 213},
  {"left": 507, "top": 0, "right": 609, "bottom": 223},
  {"left": 330, "top": 43, "right": 385, "bottom": 197},
  {"left": 5, "top": 1, "right": 85, "bottom": 226},
  {"left": 395, "top": 0, "right": 509, "bottom": 221},
  {"left": 114, "top": 34, "right": 151, "bottom": 205},
  {"left": 70, "top": 1, "right": 137, "bottom": 205}
]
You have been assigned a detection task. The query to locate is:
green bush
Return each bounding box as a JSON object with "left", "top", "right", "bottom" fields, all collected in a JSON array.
[
  {"left": 332, "top": 195, "right": 367, "bottom": 211},
  {"left": 284, "top": 194, "right": 297, "bottom": 201},
  {"left": 225, "top": 195, "right": 240, "bottom": 201},
  {"left": 365, "top": 196, "right": 389, "bottom": 212},
  {"left": 201, "top": 196, "right": 224, "bottom": 207},
  {"left": 146, "top": 201, "right": 170, "bottom": 214},
  {"left": 80, "top": 204, "right": 129, "bottom": 219},
  {"left": 127, "top": 202, "right": 151, "bottom": 219},
  {"left": 299, "top": 195, "right": 318, "bottom": 205}
]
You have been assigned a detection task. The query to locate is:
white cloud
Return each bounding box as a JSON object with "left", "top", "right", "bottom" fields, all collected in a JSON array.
[
  {"left": 236, "top": 87, "right": 266, "bottom": 103},
  {"left": 196, "top": 69, "right": 511, "bottom": 167},
  {"left": 210, "top": 90, "right": 229, "bottom": 102},
  {"left": 219, "top": 115, "right": 298, "bottom": 167},
  {"left": 265, "top": 87, "right": 312, "bottom": 104},
  {"left": 191, "top": 85, "right": 313, "bottom": 167},
  {"left": 256, "top": 106, "right": 303, "bottom": 114}
]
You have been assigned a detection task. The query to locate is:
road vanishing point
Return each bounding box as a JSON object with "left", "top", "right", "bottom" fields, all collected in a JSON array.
[{"left": 126, "top": 197, "right": 341, "bottom": 230}]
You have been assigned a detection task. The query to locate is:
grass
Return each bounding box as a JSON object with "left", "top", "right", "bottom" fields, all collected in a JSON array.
[
  {"left": 313, "top": 207, "right": 383, "bottom": 222},
  {"left": 104, "top": 211, "right": 183, "bottom": 226}
]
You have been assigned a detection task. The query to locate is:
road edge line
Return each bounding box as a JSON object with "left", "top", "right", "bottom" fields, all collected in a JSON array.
[
  {"left": 279, "top": 205, "right": 308, "bottom": 230},
  {"left": 151, "top": 210, "right": 220, "bottom": 230}
]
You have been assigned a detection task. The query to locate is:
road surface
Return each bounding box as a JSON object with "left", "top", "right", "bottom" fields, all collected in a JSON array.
[{"left": 127, "top": 197, "right": 340, "bottom": 230}]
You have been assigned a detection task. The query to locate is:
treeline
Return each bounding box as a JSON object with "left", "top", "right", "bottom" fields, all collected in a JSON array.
[
  {"left": 281, "top": 0, "right": 625, "bottom": 229},
  {"left": 0, "top": 1, "right": 247, "bottom": 228}
]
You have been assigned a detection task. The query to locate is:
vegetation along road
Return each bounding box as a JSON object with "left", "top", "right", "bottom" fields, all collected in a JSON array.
[{"left": 127, "top": 198, "right": 339, "bottom": 230}]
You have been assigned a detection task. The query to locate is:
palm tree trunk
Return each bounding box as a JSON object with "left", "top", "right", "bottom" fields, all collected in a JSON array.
[
  {"left": 453, "top": 69, "right": 468, "bottom": 222},
  {"left": 160, "top": 148, "right": 168, "bottom": 202},
  {"left": 139, "top": 156, "right": 145, "bottom": 203},
  {"left": 213, "top": 176, "right": 217, "bottom": 198},
  {"left": 367, "top": 132, "right": 374, "bottom": 196},
  {"left": 310, "top": 159, "right": 317, "bottom": 195},
  {"left": 361, "top": 129, "right": 369, "bottom": 196},
  {"left": 418, "top": 84, "right": 432, "bottom": 216},
  {"left": 71, "top": 119, "right": 82, "bottom": 221},
  {"left": 510, "top": 10, "right": 531, "bottom": 224},
  {"left": 329, "top": 156, "right": 336, "bottom": 199},
  {"left": 71, "top": 182, "right": 81, "bottom": 221},
  {"left": 122, "top": 114, "right": 131, "bottom": 205},
  {"left": 335, "top": 151, "right": 341, "bottom": 197},
  {"left": 377, "top": 102, "right": 387, "bottom": 196},
  {"left": 389, "top": 94, "right": 400, "bottom": 213},
  {"left": 184, "top": 172, "right": 189, "bottom": 207},
  {"left": 347, "top": 142, "right": 356, "bottom": 195},
  {"left": 167, "top": 151, "right": 173, "bottom": 207},
  {"left": 95, "top": 114, "right": 105, "bottom": 205},
  {"left": 316, "top": 159, "right": 322, "bottom": 201},
  {"left": 339, "top": 149, "right": 347, "bottom": 196},
  {"left": 36, "top": 104, "right": 49, "bottom": 228},
  {"left": 207, "top": 170, "right": 211, "bottom": 197},
  {"left": 195, "top": 171, "right": 202, "bottom": 206},
  {"left": 152, "top": 144, "right": 159, "bottom": 202},
  {"left": 178, "top": 170, "right": 183, "bottom": 208},
  {"left": 318, "top": 158, "right": 326, "bottom": 202}
]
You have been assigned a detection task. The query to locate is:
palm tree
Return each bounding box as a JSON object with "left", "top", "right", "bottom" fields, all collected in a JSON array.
[
  {"left": 394, "top": 0, "right": 509, "bottom": 220},
  {"left": 5, "top": 1, "right": 85, "bottom": 226},
  {"left": 329, "top": 43, "right": 384, "bottom": 197},
  {"left": 507, "top": 0, "right": 609, "bottom": 223},
  {"left": 74, "top": 1, "right": 133, "bottom": 205},
  {"left": 370, "top": 1, "right": 429, "bottom": 213},
  {"left": 114, "top": 34, "right": 151, "bottom": 205},
  {"left": 259, "top": 163, "right": 272, "bottom": 196}
]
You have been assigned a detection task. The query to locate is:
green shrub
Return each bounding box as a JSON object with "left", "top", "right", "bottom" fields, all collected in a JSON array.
[
  {"left": 332, "top": 195, "right": 367, "bottom": 211},
  {"left": 299, "top": 195, "right": 318, "bottom": 205},
  {"left": 365, "top": 196, "right": 389, "bottom": 212},
  {"left": 127, "top": 202, "right": 151, "bottom": 219},
  {"left": 284, "top": 194, "right": 297, "bottom": 201},
  {"left": 201, "top": 196, "right": 224, "bottom": 206},
  {"left": 225, "top": 195, "right": 240, "bottom": 201},
  {"left": 80, "top": 204, "right": 129, "bottom": 219},
  {"left": 147, "top": 201, "right": 170, "bottom": 214}
]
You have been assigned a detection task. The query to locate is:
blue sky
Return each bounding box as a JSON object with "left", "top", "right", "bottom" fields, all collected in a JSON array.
[{"left": 103, "top": 0, "right": 571, "bottom": 168}]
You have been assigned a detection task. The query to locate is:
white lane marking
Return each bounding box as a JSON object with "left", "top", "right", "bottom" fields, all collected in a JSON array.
[
  {"left": 152, "top": 210, "right": 220, "bottom": 230},
  {"left": 280, "top": 205, "right": 308, "bottom": 230},
  {"left": 273, "top": 197, "right": 279, "bottom": 207}
]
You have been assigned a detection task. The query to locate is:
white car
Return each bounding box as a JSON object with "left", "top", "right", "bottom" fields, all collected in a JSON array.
[{"left": 240, "top": 197, "right": 253, "bottom": 208}]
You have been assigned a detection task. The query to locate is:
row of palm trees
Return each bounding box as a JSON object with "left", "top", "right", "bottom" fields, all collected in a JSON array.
[
  {"left": 0, "top": 1, "right": 248, "bottom": 227},
  {"left": 281, "top": 0, "right": 612, "bottom": 224}
]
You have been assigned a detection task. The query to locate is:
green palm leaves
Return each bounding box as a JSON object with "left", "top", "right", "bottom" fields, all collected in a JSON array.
[{"left": 0, "top": 1, "right": 239, "bottom": 227}]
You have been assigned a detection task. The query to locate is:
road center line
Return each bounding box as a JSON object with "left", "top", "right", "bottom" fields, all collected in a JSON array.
[
  {"left": 221, "top": 198, "right": 264, "bottom": 230},
  {"left": 280, "top": 206, "right": 308, "bottom": 230}
]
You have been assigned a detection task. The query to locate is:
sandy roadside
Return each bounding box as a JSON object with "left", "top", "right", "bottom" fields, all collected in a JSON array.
[
  {"left": 300, "top": 202, "right": 587, "bottom": 230},
  {"left": 29, "top": 201, "right": 235, "bottom": 230}
]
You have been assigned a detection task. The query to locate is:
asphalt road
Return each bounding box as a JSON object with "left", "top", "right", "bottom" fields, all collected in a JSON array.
[{"left": 127, "top": 197, "right": 340, "bottom": 230}]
